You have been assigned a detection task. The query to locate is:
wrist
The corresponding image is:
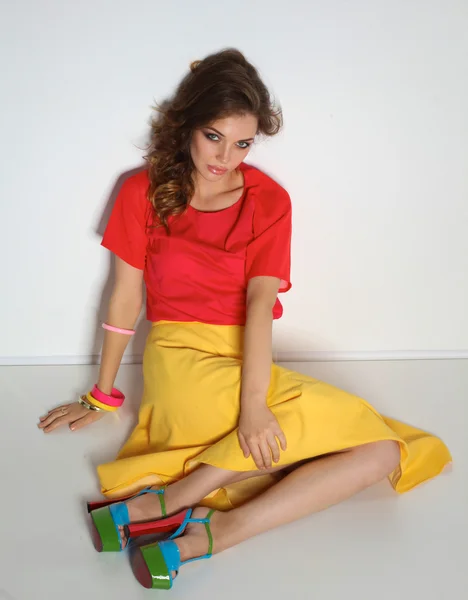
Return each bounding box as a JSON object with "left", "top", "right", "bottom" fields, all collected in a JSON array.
[
  {"left": 240, "top": 392, "right": 267, "bottom": 409},
  {"left": 97, "top": 380, "right": 114, "bottom": 395}
]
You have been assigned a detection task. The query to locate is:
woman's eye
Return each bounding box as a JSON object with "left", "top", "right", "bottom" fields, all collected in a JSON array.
[{"left": 204, "top": 132, "right": 250, "bottom": 149}]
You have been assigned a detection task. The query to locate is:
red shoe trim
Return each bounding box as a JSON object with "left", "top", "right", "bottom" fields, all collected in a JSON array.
[{"left": 127, "top": 509, "right": 190, "bottom": 537}]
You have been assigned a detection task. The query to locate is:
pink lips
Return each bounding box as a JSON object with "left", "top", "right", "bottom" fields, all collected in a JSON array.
[{"left": 207, "top": 165, "right": 228, "bottom": 176}]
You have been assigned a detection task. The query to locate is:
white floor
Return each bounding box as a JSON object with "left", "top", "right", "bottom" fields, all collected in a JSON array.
[{"left": 0, "top": 359, "right": 466, "bottom": 600}]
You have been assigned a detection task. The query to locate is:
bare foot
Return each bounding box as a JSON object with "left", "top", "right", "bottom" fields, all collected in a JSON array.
[
  {"left": 118, "top": 486, "right": 172, "bottom": 548},
  {"left": 169, "top": 507, "right": 222, "bottom": 580}
]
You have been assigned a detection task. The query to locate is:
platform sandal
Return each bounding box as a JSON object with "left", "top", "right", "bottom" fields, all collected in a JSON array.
[
  {"left": 88, "top": 487, "right": 192, "bottom": 552},
  {"left": 131, "top": 508, "right": 216, "bottom": 590}
]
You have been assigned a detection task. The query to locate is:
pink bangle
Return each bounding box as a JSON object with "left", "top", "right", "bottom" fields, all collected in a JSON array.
[
  {"left": 102, "top": 323, "right": 135, "bottom": 336},
  {"left": 91, "top": 384, "right": 125, "bottom": 408}
]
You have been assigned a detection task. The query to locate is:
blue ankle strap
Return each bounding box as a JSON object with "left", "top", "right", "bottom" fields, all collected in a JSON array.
[
  {"left": 106, "top": 486, "right": 167, "bottom": 551},
  {"left": 168, "top": 509, "right": 216, "bottom": 562},
  {"left": 160, "top": 511, "right": 215, "bottom": 577},
  {"left": 135, "top": 486, "right": 167, "bottom": 516},
  {"left": 109, "top": 487, "right": 167, "bottom": 532},
  {"left": 168, "top": 508, "right": 194, "bottom": 540}
]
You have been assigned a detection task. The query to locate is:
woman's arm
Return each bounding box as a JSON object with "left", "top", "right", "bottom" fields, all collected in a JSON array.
[
  {"left": 38, "top": 257, "right": 144, "bottom": 432},
  {"left": 238, "top": 276, "right": 287, "bottom": 469},
  {"left": 241, "top": 276, "right": 278, "bottom": 405},
  {"left": 97, "top": 257, "right": 144, "bottom": 394}
]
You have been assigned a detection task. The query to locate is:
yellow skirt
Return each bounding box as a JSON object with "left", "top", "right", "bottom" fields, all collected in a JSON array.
[{"left": 97, "top": 322, "right": 452, "bottom": 510}]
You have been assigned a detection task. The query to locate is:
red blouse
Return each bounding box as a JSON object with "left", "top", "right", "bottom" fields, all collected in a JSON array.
[{"left": 101, "top": 162, "right": 292, "bottom": 325}]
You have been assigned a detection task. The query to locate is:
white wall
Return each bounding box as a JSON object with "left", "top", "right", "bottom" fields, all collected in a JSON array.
[{"left": 1, "top": 0, "right": 467, "bottom": 363}]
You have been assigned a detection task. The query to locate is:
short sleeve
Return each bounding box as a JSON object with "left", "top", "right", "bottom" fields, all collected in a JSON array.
[
  {"left": 101, "top": 174, "right": 151, "bottom": 270},
  {"left": 245, "top": 186, "right": 292, "bottom": 292}
]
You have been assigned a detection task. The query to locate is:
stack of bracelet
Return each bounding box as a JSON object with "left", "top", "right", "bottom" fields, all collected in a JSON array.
[
  {"left": 79, "top": 385, "right": 125, "bottom": 412},
  {"left": 78, "top": 322, "right": 135, "bottom": 413}
]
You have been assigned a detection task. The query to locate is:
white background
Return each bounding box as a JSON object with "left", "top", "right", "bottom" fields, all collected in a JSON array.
[
  {"left": 1, "top": 0, "right": 467, "bottom": 362},
  {"left": 0, "top": 5, "right": 465, "bottom": 598}
]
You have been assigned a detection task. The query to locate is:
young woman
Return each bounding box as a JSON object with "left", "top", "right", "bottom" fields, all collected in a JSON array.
[{"left": 38, "top": 49, "right": 451, "bottom": 590}]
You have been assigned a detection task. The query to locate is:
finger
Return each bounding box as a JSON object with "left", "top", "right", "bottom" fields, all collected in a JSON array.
[
  {"left": 238, "top": 432, "right": 250, "bottom": 458},
  {"left": 43, "top": 415, "right": 72, "bottom": 433},
  {"left": 249, "top": 441, "right": 265, "bottom": 470},
  {"left": 39, "top": 410, "right": 67, "bottom": 429},
  {"left": 41, "top": 404, "right": 70, "bottom": 418},
  {"left": 259, "top": 439, "right": 273, "bottom": 469},
  {"left": 70, "top": 412, "right": 99, "bottom": 431},
  {"left": 39, "top": 410, "right": 54, "bottom": 422},
  {"left": 39, "top": 409, "right": 61, "bottom": 421},
  {"left": 267, "top": 432, "right": 281, "bottom": 464},
  {"left": 38, "top": 415, "right": 53, "bottom": 428},
  {"left": 38, "top": 405, "right": 70, "bottom": 426},
  {"left": 276, "top": 428, "right": 287, "bottom": 452}
]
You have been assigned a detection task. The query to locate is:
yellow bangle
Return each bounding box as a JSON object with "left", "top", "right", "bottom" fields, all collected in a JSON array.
[{"left": 86, "top": 391, "right": 118, "bottom": 412}]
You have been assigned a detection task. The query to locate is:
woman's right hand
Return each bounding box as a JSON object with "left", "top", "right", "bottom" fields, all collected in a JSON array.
[{"left": 38, "top": 401, "right": 105, "bottom": 433}]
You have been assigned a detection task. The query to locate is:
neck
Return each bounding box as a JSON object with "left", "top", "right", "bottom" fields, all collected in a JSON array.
[{"left": 192, "top": 168, "right": 237, "bottom": 201}]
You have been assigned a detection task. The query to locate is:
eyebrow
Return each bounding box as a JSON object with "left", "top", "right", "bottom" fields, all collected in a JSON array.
[{"left": 206, "top": 126, "right": 255, "bottom": 142}]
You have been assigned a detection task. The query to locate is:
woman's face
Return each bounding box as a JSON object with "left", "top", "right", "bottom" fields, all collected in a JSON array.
[{"left": 190, "top": 113, "right": 258, "bottom": 181}]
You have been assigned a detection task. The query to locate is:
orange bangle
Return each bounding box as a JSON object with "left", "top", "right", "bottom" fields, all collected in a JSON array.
[{"left": 86, "top": 391, "right": 118, "bottom": 412}]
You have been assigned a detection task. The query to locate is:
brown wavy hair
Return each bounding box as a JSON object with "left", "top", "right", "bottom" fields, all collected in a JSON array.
[{"left": 144, "top": 48, "right": 283, "bottom": 231}]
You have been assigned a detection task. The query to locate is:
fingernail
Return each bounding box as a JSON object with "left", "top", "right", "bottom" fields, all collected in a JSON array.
[{"left": 70, "top": 426, "right": 75, "bottom": 431}]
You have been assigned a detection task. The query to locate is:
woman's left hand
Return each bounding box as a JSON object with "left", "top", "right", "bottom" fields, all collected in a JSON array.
[
  {"left": 38, "top": 401, "right": 104, "bottom": 432},
  {"left": 238, "top": 404, "right": 287, "bottom": 470}
]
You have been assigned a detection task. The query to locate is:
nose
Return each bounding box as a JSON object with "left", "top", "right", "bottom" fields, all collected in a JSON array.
[{"left": 216, "top": 143, "right": 230, "bottom": 165}]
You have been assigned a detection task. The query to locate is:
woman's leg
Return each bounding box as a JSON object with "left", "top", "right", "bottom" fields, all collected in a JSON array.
[
  {"left": 119, "top": 461, "right": 286, "bottom": 546},
  {"left": 175, "top": 440, "right": 401, "bottom": 562},
  {"left": 124, "top": 462, "right": 285, "bottom": 524}
]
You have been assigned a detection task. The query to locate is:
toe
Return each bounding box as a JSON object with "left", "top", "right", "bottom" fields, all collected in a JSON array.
[{"left": 118, "top": 525, "right": 128, "bottom": 549}]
